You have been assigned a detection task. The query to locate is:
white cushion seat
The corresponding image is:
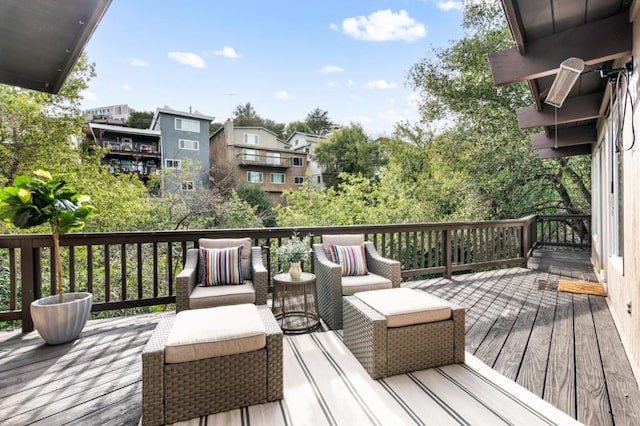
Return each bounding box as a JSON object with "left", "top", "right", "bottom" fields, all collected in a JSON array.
[
  {"left": 189, "top": 280, "right": 256, "bottom": 309},
  {"left": 341, "top": 273, "right": 392, "bottom": 295},
  {"left": 165, "top": 303, "right": 266, "bottom": 363},
  {"left": 354, "top": 287, "right": 452, "bottom": 328}
]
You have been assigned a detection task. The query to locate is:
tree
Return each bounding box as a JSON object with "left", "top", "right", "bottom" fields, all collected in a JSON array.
[
  {"left": 0, "top": 54, "right": 95, "bottom": 185},
  {"left": 282, "top": 121, "right": 313, "bottom": 141},
  {"left": 402, "top": 2, "right": 590, "bottom": 219},
  {"left": 305, "top": 107, "right": 333, "bottom": 135},
  {"left": 236, "top": 183, "right": 277, "bottom": 227},
  {"left": 232, "top": 102, "right": 285, "bottom": 138},
  {"left": 126, "top": 111, "right": 153, "bottom": 129},
  {"left": 312, "top": 123, "right": 386, "bottom": 188}
]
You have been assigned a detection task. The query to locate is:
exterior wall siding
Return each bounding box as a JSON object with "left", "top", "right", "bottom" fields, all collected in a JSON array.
[{"left": 593, "top": 11, "right": 640, "bottom": 376}]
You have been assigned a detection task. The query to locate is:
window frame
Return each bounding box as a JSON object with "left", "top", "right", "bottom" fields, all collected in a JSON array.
[
  {"left": 294, "top": 176, "right": 304, "bottom": 185},
  {"left": 292, "top": 157, "right": 303, "bottom": 167},
  {"left": 175, "top": 117, "right": 200, "bottom": 133},
  {"left": 247, "top": 171, "right": 263, "bottom": 183},
  {"left": 243, "top": 133, "right": 259, "bottom": 145},
  {"left": 270, "top": 173, "right": 285, "bottom": 184},
  {"left": 165, "top": 159, "right": 182, "bottom": 169},
  {"left": 181, "top": 181, "right": 195, "bottom": 191},
  {"left": 178, "top": 139, "right": 199, "bottom": 151}
]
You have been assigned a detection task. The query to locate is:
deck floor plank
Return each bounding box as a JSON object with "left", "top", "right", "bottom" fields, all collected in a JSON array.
[
  {"left": 573, "top": 294, "right": 613, "bottom": 426},
  {"left": 0, "top": 250, "right": 638, "bottom": 425}
]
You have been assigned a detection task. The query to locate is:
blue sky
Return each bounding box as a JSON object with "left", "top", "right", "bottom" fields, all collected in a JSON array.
[{"left": 81, "top": 0, "right": 465, "bottom": 136}]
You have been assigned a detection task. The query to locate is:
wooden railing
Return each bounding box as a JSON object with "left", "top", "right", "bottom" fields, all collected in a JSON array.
[
  {"left": 0, "top": 215, "right": 545, "bottom": 332},
  {"left": 535, "top": 214, "right": 591, "bottom": 249}
]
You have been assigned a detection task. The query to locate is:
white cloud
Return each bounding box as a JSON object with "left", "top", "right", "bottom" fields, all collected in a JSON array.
[
  {"left": 363, "top": 79, "right": 398, "bottom": 89},
  {"left": 408, "top": 92, "right": 421, "bottom": 104},
  {"left": 321, "top": 65, "right": 344, "bottom": 73},
  {"left": 81, "top": 90, "right": 97, "bottom": 101},
  {"left": 275, "top": 90, "right": 294, "bottom": 101},
  {"left": 346, "top": 79, "right": 354, "bottom": 86},
  {"left": 329, "top": 22, "right": 339, "bottom": 31},
  {"left": 168, "top": 51, "right": 206, "bottom": 69},
  {"left": 120, "top": 83, "right": 131, "bottom": 91},
  {"left": 326, "top": 81, "right": 338, "bottom": 88},
  {"left": 342, "top": 9, "right": 426, "bottom": 42},
  {"left": 214, "top": 46, "right": 240, "bottom": 59},
  {"left": 438, "top": 1, "right": 463, "bottom": 11},
  {"left": 130, "top": 58, "right": 149, "bottom": 67},
  {"left": 350, "top": 94, "right": 362, "bottom": 101}
]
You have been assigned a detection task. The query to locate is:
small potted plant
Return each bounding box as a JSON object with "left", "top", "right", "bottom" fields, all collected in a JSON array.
[
  {"left": 274, "top": 232, "right": 311, "bottom": 279},
  {"left": 0, "top": 170, "right": 94, "bottom": 344}
]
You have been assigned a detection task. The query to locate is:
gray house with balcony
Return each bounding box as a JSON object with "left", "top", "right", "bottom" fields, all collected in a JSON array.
[{"left": 150, "top": 107, "right": 214, "bottom": 193}]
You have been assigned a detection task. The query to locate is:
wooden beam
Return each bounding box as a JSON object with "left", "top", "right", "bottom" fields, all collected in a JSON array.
[
  {"left": 502, "top": 0, "right": 526, "bottom": 53},
  {"left": 538, "top": 145, "right": 592, "bottom": 159},
  {"left": 516, "top": 92, "right": 603, "bottom": 129},
  {"left": 489, "top": 12, "right": 631, "bottom": 86},
  {"left": 531, "top": 125, "right": 597, "bottom": 149}
]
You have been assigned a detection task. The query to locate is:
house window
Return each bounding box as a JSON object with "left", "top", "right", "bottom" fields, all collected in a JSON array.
[
  {"left": 247, "top": 171, "right": 263, "bottom": 183},
  {"left": 292, "top": 157, "right": 303, "bottom": 167},
  {"left": 175, "top": 117, "right": 200, "bottom": 132},
  {"left": 165, "top": 159, "right": 181, "bottom": 169},
  {"left": 243, "top": 133, "right": 259, "bottom": 144},
  {"left": 317, "top": 175, "right": 322, "bottom": 184},
  {"left": 179, "top": 139, "right": 199, "bottom": 150},
  {"left": 181, "top": 181, "right": 194, "bottom": 191},
  {"left": 270, "top": 173, "right": 285, "bottom": 184},
  {"left": 242, "top": 149, "right": 258, "bottom": 161},
  {"left": 266, "top": 153, "right": 281, "bottom": 165},
  {"left": 294, "top": 176, "right": 304, "bottom": 185}
]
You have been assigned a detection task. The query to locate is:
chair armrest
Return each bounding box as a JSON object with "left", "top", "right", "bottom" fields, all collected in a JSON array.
[
  {"left": 175, "top": 249, "right": 199, "bottom": 313},
  {"left": 364, "top": 242, "right": 401, "bottom": 288},
  {"left": 313, "top": 243, "right": 343, "bottom": 329},
  {"left": 142, "top": 314, "right": 175, "bottom": 426},
  {"left": 258, "top": 306, "right": 283, "bottom": 401},
  {"left": 251, "top": 246, "right": 268, "bottom": 305}
]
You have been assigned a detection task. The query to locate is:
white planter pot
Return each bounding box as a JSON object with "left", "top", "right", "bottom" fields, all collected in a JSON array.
[{"left": 31, "top": 292, "right": 92, "bottom": 345}]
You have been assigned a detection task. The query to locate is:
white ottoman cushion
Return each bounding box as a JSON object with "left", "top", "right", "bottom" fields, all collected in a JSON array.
[
  {"left": 354, "top": 288, "right": 452, "bottom": 328},
  {"left": 165, "top": 303, "right": 266, "bottom": 363}
]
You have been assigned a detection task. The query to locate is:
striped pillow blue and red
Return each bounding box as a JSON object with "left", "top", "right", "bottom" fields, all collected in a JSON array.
[
  {"left": 330, "top": 244, "right": 368, "bottom": 276},
  {"left": 201, "top": 246, "right": 244, "bottom": 286}
]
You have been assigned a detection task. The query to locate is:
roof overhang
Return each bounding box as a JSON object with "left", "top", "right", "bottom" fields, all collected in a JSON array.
[
  {"left": 489, "top": 0, "right": 634, "bottom": 158},
  {"left": 0, "top": 0, "right": 112, "bottom": 94}
]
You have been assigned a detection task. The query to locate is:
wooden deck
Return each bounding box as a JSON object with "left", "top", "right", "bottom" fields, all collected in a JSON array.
[{"left": 1, "top": 249, "right": 639, "bottom": 425}]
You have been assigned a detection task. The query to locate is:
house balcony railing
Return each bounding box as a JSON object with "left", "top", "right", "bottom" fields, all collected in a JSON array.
[
  {"left": 236, "top": 153, "right": 292, "bottom": 168},
  {"left": 0, "top": 215, "right": 590, "bottom": 333}
]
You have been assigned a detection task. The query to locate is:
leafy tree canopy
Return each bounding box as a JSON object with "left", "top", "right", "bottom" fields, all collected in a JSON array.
[
  {"left": 305, "top": 107, "right": 333, "bottom": 135},
  {"left": 126, "top": 111, "right": 153, "bottom": 129}
]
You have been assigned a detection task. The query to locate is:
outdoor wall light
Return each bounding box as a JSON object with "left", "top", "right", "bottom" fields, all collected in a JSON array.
[{"left": 545, "top": 57, "right": 585, "bottom": 108}]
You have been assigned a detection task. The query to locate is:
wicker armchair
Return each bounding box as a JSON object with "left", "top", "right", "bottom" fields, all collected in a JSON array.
[
  {"left": 175, "top": 238, "right": 268, "bottom": 312},
  {"left": 313, "top": 234, "right": 401, "bottom": 330}
]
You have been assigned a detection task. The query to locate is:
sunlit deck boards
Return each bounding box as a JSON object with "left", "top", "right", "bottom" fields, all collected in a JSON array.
[{"left": 0, "top": 251, "right": 638, "bottom": 425}]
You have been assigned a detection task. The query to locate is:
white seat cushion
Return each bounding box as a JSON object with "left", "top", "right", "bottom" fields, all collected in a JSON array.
[
  {"left": 165, "top": 303, "right": 266, "bottom": 363},
  {"left": 341, "top": 273, "right": 392, "bottom": 295},
  {"left": 354, "top": 288, "right": 452, "bottom": 328},
  {"left": 189, "top": 281, "right": 255, "bottom": 309}
]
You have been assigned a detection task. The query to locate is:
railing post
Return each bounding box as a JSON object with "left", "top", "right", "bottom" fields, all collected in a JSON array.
[
  {"left": 20, "top": 239, "right": 36, "bottom": 333},
  {"left": 444, "top": 229, "right": 452, "bottom": 279},
  {"left": 521, "top": 220, "right": 530, "bottom": 268}
]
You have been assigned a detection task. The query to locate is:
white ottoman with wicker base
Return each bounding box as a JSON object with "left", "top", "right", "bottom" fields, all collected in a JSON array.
[
  {"left": 142, "top": 304, "right": 283, "bottom": 425},
  {"left": 343, "top": 288, "right": 465, "bottom": 379}
]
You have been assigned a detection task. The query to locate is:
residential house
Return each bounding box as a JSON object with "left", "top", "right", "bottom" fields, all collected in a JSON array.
[
  {"left": 210, "top": 120, "right": 308, "bottom": 203},
  {"left": 489, "top": 1, "right": 640, "bottom": 376},
  {"left": 84, "top": 104, "right": 132, "bottom": 123},
  {"left": 285, "top": 131, "right": 327, "bottom": 188},
  {"left": 86, "top": 122, "right": 161, "bottom": 184},
  {"left": 150, "top": 107, "right": 214, "bottom": 193}
]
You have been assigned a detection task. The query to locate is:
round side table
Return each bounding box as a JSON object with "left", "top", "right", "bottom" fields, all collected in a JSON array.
[{"left": 272, "top": 272, "right": 319, "bottom": 333}]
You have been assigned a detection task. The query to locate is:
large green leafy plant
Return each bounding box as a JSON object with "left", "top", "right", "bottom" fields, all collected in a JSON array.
[{"left": 0, "top": 170, "right": 93, "bottom": 303}]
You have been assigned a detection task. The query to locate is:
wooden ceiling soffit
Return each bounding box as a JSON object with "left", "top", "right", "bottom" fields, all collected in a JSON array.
[
  {"left": 516, "top": 92, "right": 603, "bottom": 129},
  {"left": 531, "top": 125, "right": 596, "bottom": 149},
  {"left": 489, "top": 11, "right": 631, "bottom": 86},
  {"left": 538, "top": 145, "right": 592, "bottom": 159}
]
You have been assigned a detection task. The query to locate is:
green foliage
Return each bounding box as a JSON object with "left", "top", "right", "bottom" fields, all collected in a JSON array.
[
  {"left": 236, "top": 183, "right": 276, "bottom": 227},
  {"left": 233, "top": 102, "right": 285, "bottom": 138},
  {"left": 274, "top": 232, "right": 311, "bottom": 263},
  {"left": 312, "top": 123, "right": 385, "bottom": 188},
  {"left": 126, "top": 111, "right": 153, "bottom": 129},
  {"left": 0, "top": 54, "right": 95, "bottom": 185},
  {"left": 305, "top": 107, "right": 333, "bottom": 135},
  {"left": 282, "top": 121, "right": 313, "bottom": 141}
]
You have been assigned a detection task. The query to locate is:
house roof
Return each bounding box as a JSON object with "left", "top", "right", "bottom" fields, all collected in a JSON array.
[
  {"left": 284, "top": 131, "right": 327, "bottom": 144},
  {"left": 0, "top": 0, "right": 112, "bottom": 94},
  {"left": 489, "top": 0, "right": 633, "bottom": 158},
  {"left": 150, "top": 107, "right": 215, "bottom": 130},
  {"left": 88, "top": 123, "right": 161, "bottom": 137}
]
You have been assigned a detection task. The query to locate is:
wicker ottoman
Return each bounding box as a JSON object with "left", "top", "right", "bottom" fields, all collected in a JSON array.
[
  {"left": 142, "top": 304, "right": 283, "bottom": 425},
  {"left": 343, "top": 288, "right": 465, "bottom": 379}
]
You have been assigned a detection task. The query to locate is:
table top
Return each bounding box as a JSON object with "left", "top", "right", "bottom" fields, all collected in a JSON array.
[{"left": 273, "top": 272, "right": 316, "bottom": 284}]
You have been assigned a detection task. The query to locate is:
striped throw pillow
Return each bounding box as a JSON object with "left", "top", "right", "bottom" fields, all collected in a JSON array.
[
  {"left": 201, "top": 246, "right": 244, "bottom": 286},
  {"left": 330, "top": 244, "right": 368, "bottom": 276}
]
